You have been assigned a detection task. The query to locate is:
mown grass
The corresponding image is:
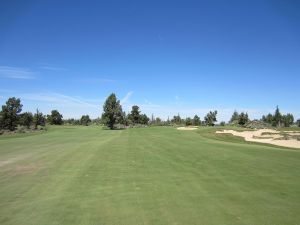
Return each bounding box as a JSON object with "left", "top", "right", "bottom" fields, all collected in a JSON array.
[{"left": 0, "top": 125, "right": 300, "bottom": 225}]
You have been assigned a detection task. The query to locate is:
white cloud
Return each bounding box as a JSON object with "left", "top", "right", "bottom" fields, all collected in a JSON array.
[
  {"left": 120, "top": 91, "right": 133, "bottom": 105},
  {"left": 22, "top": 92, "right": 101, "bottom": 109},
  {"left": 39, "top": 66, "right": 67, "bottom": 71},
  {"left": 0, "top": 66, "right": 35, "bottom": 79},
  {"left": 16, "top": 92, "right": 105, "bottom": 119}
]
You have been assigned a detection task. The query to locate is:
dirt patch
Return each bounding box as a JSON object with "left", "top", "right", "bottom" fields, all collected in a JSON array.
[
  {"left": 177, "top": 126, "right": 198, "bottom": 131},
  {"left": 216, "top": 129, "right": 300, "bottom": 149},
  {"left": 14, "top": 165, "right": 39, "bottom": 174},
  {"left": 0, "top": 154, "right": 34, "bottom": 168}
]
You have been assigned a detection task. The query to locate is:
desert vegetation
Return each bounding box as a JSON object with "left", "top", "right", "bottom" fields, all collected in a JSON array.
[
  {"left": 1, "top": 95, "right": 299, "bottom": 134},
  {"left": 261, "top": 106, "right": 294, "bottom": 127}
]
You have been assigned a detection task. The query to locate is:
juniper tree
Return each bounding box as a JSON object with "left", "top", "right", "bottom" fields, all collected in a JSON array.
[
  {"left": 19, "top": 112, "right": 33, "bottom": 129},
  {"left": 0, "top": 97, "right": 23, "bottom": 131},
  {"left": 102, "top": 93, "right": 122, "bottom": 129},
  {"left": 47, "top": 110, "right": 63, "bottom": 125},
  {"left": 204, "top": 110, "right": 217, "bottom": 126}
]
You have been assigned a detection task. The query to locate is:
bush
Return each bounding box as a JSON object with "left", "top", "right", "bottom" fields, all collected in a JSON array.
[
  {"left": 244, "top": 120, "right": 271, "bottom": 129},
  {"left": 238, "top": 112, "right": 249, "bottom": 126},
  {"left": 16, "top": 126, "right": 26, "bottom": 133},
  {"left": 47, "top": 110, "right": 63, "bottom": 125},
  {"left": 80, "top": 115, "right": 91, "bottom": 126},
  {"left": 185, "top": 117, "right": 192, "bottom": 126},
  {"left": 220, "top": 121, "right": 226, "bottom": 126}
]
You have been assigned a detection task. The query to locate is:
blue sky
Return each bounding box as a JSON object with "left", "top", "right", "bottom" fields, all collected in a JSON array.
[{"left": 0, "top": 0, "right": 300, "bottom": 121}]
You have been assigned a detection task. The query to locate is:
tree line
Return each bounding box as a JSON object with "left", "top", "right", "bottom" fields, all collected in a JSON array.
[
  {"left": 261, "top": 106, "right": 295, "bottom": 127},
  {"left": 101, "top": 93, "right": 149, "bottom": 129},
  {"left": 0, "top": 97, "right": 46, "bottom": 131},
  {"left": 0, "top": 94, "right": 220, "bottom": 131},
  {"left": 0, "top": 97, "right": 93, "bottom": 131},
  {"left": 1, "top": 95, "right": 299, "bottom": 131},
  {"left": 101, "top": 93, "right": 219, "bottom": 129},
  {"left": 228, "top": 106, "right": 298, "bottom": 128}
]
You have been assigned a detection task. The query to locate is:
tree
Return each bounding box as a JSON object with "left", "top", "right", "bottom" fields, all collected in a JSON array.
[
  {"left": 64, "top": 118, "right": 78, "bottom": 125},
  {"left": 166, "top": 116, "right": 171, "bottom": 125},
  {"left": 297, "top": 119, "right": 300, "bottom": 127},
  {"left": 33, "top": 109, "right": 45, "bottom": 129},
  {"left": 19, "top": 112, "right": 33, "bottom": 129},
  {"left": 274, "top": 106, "right": 282, "bottom": 127},
  {"left": 151, "top": 114, "right": 155, "bottom": 124},
  {"left": 220, "top": 121, "right": 226, "bottom": 126},
  {"left": 204, "top": 110, "right": 217, "bottom": 126},
  {"left": 155, "top": 117, "right": 162, "bottom": 125},
  {"left": 118, "top": 111, "right": 128, "bottom": 126},
  {"left": 129, "top": 105, "right": 141, "bottom": 124},
  {"left": 65, "top": 118, "right": 80, "bottom": 125},
  {"left": 262, "top": 107, "right": 294, "bottom": 127},
  {"left": 230, "top": 110, "right": 239, "bottom": 123},
  {"left": 91, "top": 117, "right": 102, "bottom": 125},
  {"left": 80, "top": 115, "right": 91, "bottom": 126},
  {"left": 47, "top": 110, "right": 63, "bottom": 125},
  {"left": 193, "top": 115, "right": 200, "bottom": 126},
  {"left": 0, "top": 111, "right": 3, "bottom": 129},
  {"left": 264, "top": 113, "right": 273, "bottom": 124},
  {"left": 140, "top": 114, "right": 150, "bottom": 125},
  {"left": 171, "top": 114, "right": 182, "bottom": 124},
  {"left": 185, "top": 117, "right": 192, "bottom": 126},
  {"left": 238, "top": 112, "right": 249, "bottom": 126},
  {"left": 102, "top": 93, "right": 123, "bottom": 129},
  {"left": 282, "top": 113, "right": 294, "bottom": 127},
  {"left": 0, "top": 97, "right": 23, "bottom": 131}
]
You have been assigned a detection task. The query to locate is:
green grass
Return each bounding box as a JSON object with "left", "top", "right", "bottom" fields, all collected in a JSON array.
[{"left": 0, "top": 126, "right": 300, "bottom": 225}]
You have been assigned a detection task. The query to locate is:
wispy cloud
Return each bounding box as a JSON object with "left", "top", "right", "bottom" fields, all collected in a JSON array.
[
  {"left": 22, "top": 92, "right": 102, "bottom": 109},
  {"left": 0, "top": 92, "right": 105, "bottom": 119},
  {"left": 0, "top": 66, "right": 35, "bottom": 79},
  {"left": 39, "top": 66, "right": 67, "bottom": 71},
  {"left": 120, "top": 91, "right": 133, "bottom": 105}
]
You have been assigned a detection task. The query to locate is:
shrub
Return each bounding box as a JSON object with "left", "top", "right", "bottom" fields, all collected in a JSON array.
[{"left": 220, "top": 121, "right": 226, "bottom": 126}]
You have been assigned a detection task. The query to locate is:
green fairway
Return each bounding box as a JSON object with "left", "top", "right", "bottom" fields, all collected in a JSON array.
[{"left": 0, "top": 126, "right": 300, "bottom": 225}]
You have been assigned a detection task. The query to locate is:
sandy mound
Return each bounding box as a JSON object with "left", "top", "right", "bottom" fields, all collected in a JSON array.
[
  {"left": 177, "top": 126, "right": 198, "bottom": 131},
  {"left": 283, "top": 131, "right": 300, "bottom": 136},
  {"left": 216, "top": 129, "right": 300, "bottom": 149}
]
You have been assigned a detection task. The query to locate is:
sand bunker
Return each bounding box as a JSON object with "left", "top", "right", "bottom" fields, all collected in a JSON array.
[
  {"left": 177, "top": 126, "right": 198, "bottom": 131},
  {"left": 216, "top": 129, "right": 300, "bottom": 149}
]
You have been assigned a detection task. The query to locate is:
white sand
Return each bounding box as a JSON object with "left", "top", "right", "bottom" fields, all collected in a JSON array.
[
  {"left": 216, "top": 129, "right": 300, "bottom": 149},
  {"left": 177, "top": 126, "right": 198, "bottom": 131}
]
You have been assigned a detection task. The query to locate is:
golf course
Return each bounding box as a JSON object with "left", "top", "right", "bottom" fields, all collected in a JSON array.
[{"left": 1, "top": 125, "right": 299, "bottom": 225}]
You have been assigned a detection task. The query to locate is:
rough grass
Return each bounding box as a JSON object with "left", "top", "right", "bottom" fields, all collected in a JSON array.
[{"left": 0, "top": 125, "right": 300, "bottom": 225}]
